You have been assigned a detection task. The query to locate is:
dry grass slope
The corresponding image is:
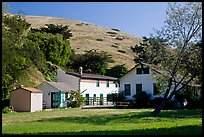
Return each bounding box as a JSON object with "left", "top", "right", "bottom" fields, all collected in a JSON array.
[{"left": 25, "top": 15, "right": 142, "bottom": 69}]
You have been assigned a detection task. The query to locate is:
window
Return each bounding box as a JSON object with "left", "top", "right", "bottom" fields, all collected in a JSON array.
[
  {"left": 153, "top": 83, "right": 159, "bottom": 95},
  {"left": 136, "top": 68, "right": 142, "bottom": 74},
  {"left": 136, "top": 84, "right": 142, "bottom": 93},
  {"left": 96, "top": 80, "right": 100, "bottom": 87},
  {"left": 143, "top": 68, "right": 149, "bottom": 74},
  {"left": 106, "top": 80, "right": 109, "bottom": 87},
  {"left": 125, "top": 84, "right": 131, "bottom": 95},
  {"left": 136, "top": 67, "right": 150, "bottom": 74}
]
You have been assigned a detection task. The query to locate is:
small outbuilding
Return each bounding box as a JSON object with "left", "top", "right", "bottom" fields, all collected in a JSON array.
[
  {"left": 10, "top": 87, "right": 43, "bottom": 112},
  {"left": 38, "top": 81, "right": 75, "bottom": 109}
]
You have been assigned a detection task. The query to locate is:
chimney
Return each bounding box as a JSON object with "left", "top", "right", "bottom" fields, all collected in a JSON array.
[{"left": 79, "top": 67, "right": 83, "bottom": 74}]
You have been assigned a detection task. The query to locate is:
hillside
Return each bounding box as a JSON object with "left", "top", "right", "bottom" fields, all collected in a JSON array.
[{"left": 24, "top": 15, "right": 142, "bottom": 69}]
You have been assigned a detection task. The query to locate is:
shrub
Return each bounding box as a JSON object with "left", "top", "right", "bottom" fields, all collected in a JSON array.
[
  {"left": 149, "top": 97, "right": 176, "bottom": 109},
  {"left": 111, "top": 45, "right": 119, "bottom": 48},
  {"left": 75, "top": 23, "right": 83, "bottom": 26},
  {"left": 106, "top": 31, "right": 117, "bottom": 35},
  {"left": 111, "top": 28, "right": 120, "bottom": 32},
  {"left": 107, "top": 91, "right": 126, "bottom": 104},
  {"left": 2, "top": 106, "right": 12, "bottom": 113},
  {"left": 149, "top": 97, "right": 163, "bottom": 108},
  {"left": 66, "top": 90, "right": 85, "bottom": 108},
  {"left": 96, "top": 38, "right": 103, "bottom": 41},
  {"left": 117, "top": 49, "right": 126, "bottom": 53},
  {"left": 115, "top": 37, "right": 124, "bottom": 40},
  {"left": 133, "top": 91, "right": 151, "bottom": 108},
  {"left": 99, "top": 98, "right": 104, "bottom": 105}
]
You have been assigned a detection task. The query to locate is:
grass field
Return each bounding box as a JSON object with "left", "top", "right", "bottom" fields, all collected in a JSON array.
[{"left": 2, "top": 108, "right": 202, "bottom": 135}]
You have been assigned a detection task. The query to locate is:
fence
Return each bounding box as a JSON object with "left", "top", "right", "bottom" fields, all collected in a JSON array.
[{"left": 84, "top": 97, "right": 114, "bottom": 106}]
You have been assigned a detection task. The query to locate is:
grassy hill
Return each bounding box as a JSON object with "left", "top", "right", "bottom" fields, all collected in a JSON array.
[{"left": 24, "top": 15, "right": 142, "bottom": 69}]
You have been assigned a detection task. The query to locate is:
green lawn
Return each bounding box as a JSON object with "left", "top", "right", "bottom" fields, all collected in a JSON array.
[{"left": 2, "top": 108, "right": 202, "bottom": 135}]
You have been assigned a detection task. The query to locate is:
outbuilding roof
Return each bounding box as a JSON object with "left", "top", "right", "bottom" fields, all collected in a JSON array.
[
  {"left": 42, "top": 81, "right": 76, "bottom": 92},
  {"left": 20, "top": 87, "right": 42, "bottom": 93},
  {"left": 66, "top": 72, "right": 118, "bottom": 81}
]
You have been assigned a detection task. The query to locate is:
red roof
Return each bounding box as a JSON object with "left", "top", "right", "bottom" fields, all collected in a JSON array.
[{"left": 21, "top": 87, "right": 42, "bottom": 93}]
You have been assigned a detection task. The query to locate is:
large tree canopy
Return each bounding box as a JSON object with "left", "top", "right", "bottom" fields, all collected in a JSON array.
[
  {"left": 68, "top": 49, "right": 114, "bottom": 74},
  {"left": 131, "top": 2, "right": 202, "bottom": 115}
]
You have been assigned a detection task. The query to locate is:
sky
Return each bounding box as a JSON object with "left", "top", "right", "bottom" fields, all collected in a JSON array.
[{"left": 7, "top": 2, "right": 170, "bottom": 38}]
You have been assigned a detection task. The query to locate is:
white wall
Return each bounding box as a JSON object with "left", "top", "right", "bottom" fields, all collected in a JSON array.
[
  {"left": 80, "top": 79, "right": 118, "bottom": 98},
  {"left": 30, "top": 93, "right": 42, "bottom": 112},
  {"left": 57, "top": 68, "right": 79, "bottom": 90},
  {"left": 38, "top": 82, "right": 58, "bottom": 108},
  {"left": 119, "top": 65, "right": 156, "bottom": 100}
]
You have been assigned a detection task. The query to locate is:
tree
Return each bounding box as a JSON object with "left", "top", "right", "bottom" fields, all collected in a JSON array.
[
  {"left": 131, "top": 2, "right": 202, "bottom": 115},
  {"left": 31, "top": 23, "right": 73, "bottom": 40},
  {"left": 68, "top": 49, "right": 114, "bottom": 74},
  {"left": 2, "top": 4, "right": 31, "bottom": 101},
  {"left": 27, "top": 30, "right": 72, "bottom": 67},
  {"left": 106, "top": 64, "right": 128, "bottom": 78}
]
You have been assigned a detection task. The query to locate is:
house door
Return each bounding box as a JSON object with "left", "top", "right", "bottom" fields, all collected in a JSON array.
[
  {"left": 51, "top": 92, "right": 61, "bottom": 108},
  {"left": 85, "top": 94, "right": 89, "bottom": 105}
]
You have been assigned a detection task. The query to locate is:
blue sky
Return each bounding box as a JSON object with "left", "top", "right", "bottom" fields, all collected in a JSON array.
[{"left": 7, "top": 2, "right": 171, "bottom": 38}]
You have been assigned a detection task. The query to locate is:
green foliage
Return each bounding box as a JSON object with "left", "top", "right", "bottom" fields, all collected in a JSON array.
[
  {"left": 68, "top": 49, "right": 114, "bottom": 74},
  {"left": 106, "top": 64, "right": 128, "bottom": 78},
  {"left": 67, "top": 90, "right": 85, "bottom": 108},
  {"left": 75, "top": 23, "right": 83, "bottom": 26},
  {"left": 111, "top": 28, "right": 120, "bottom": 32},
  {"left": 107, "top": 91, "right": 126, "bottom": 103},
  {"left": 2, "top": 106, "right": 13, "bottom": 113},
  {"left": 133, "top": 91, "right": 151, "bottom": 108},
  {"left": 27, "top": 30, "right": 72, "bottom": 67},
  {"left": 106, "top": 31, "right": 117, "bottom": 35},
  {"left": 117, "top": 49, "right": 126, "bottom": 54},
  {"left": 131, "top": 2, "right": 202, "bottom": 114},
  {"left": 31, "top": 23, "right": 73, "bottom": 40},
  {"left": 96, "top": 38, "right": 103, "bottom": 41},
  {"left": 2, "top": 11, "right": 31, "bottom": 101}
]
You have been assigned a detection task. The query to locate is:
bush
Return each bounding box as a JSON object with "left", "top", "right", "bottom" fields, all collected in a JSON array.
[
  {"left": 106, "top": 31, "right": 117, "bottom": 35},
  {"left": 133, "top": 91, "right": 151, "bottom": 108},
  {"left": 117, "top": 50, "right": 126, "bottom": 53},
  {"left": 2, "top": 99, "right": 10, "bottom": 109},
  {"left": 75, "top": 23, "right": 83, "bottom": 26},
  {"left": 2, "top": 106, "right": 13, "bottom": 113},
  {"left": 67, "top": 101, "right": 80, "bottom": 108},
  {"left": 111, "top": 45, "right": 119, "bottom": 48},
  {"left": 149, "top": 97, "right": 175, "bottom": 109},
  {"left": 96, "top": 38, "right": 103, "bottom": 41},
  {"left": 66, "top": 90, "right": 85, "bottom": 108},
  {"left": 115, "top": 37, "right": 124, "bottom": 40},
  {"left": 111, "top": 28, "right": 120, "bottom": 32},
  {"left": 99, "top": 98, "right": 104, "bottom": 105},
  {"left": 107, "top": 91, "right": 126, "bottom": 104},
  {"left": 149, "top": 97, "right": 163, "bottom": 108}
]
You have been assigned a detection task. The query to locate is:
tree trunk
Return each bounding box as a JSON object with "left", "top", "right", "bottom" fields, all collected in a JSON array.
[{"left": 152, "top": 97, "right": 169, "bottom": 115}]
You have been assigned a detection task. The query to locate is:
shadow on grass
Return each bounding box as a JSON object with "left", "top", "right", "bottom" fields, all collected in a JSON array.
[
  {"left": 4, "top": 125, "right": 202, "bottom": 135},
  {"left": 34, "top": 109, "right": 202, "bottom": 125}
]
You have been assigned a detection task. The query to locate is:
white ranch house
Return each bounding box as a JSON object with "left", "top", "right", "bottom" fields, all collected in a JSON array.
[
  {"left": 57, "top": 67, "right": 118, "bottom": 105},
  {"left": 119, "top": 63, "right": 158, "bottom": 100}
]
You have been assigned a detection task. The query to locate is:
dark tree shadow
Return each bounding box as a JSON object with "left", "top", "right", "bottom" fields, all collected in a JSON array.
[{"left": 4, "top": 125, "right": 202, "bottom": 135}]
